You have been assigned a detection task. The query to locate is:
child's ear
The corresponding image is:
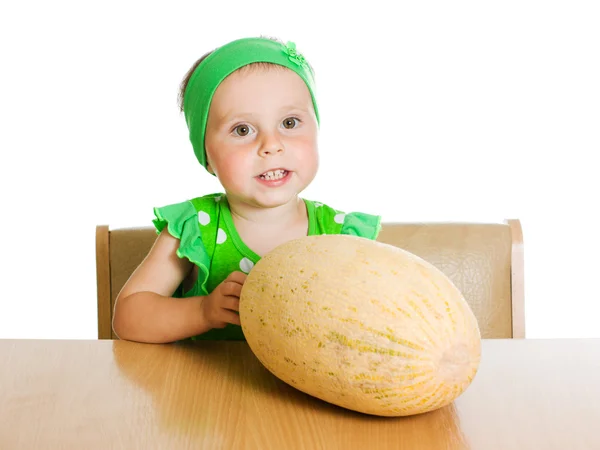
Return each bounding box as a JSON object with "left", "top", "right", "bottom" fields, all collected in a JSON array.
[{"left": 205, "top": 150, "right": 217, "bottom": 175}]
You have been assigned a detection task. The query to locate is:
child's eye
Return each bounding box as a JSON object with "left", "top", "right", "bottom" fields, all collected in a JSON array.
[
  {"left": 282, "top": 117, "right": 300, "bottom": 129},
  {"left": 233, "top": 124, "right": 251, "bottom": 136}
]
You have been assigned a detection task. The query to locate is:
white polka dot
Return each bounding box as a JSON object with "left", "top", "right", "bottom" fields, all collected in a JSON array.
[
  {"left": 314, "top": 202, "right": 323, "bottom": 207},
  {"left": 198, "top": 211, "right": 210, "bottom": 226},
  {"left": 239, "top": 257, "right": 254, "bottom": 273},
  {"left": 214, "top": 195, "right": 222, "bottom": 202},
  {"left": 216, "top": 228, "right": 227, "bottom": 244},
  {"left": 334, "top": 213, "right": 346, "bottom": 224}
]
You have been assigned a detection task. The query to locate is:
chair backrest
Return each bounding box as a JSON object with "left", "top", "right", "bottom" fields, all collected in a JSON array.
[
  {"left": 376, "top": 220, "right": 524, "bottom": 339},
  {"left": 96, "top": 220, "right": 524, "bottom": 340}
]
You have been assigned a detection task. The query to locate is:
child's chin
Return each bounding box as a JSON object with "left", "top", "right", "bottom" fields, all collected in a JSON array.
[{"left": 254, "top": 193, "right": 299, "bottom": 209}]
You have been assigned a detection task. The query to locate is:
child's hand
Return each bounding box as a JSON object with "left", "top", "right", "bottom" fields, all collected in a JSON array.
[{"left": 201, "top": 271, "right": 247, "bottom": 329}]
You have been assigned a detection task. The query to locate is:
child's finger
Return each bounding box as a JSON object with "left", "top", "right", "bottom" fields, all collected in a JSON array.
[
  {"left": 220, "top": 296, "right": 240, "bottom": 312},
  {"left": 222, "top": 280, "right": 244, "bottom": 298},
  {"left": 227, "top": 271, "right": 248, "bottom": 285},
  {"left": 222, "top": 309, "right": 241, "bottom": 326}
]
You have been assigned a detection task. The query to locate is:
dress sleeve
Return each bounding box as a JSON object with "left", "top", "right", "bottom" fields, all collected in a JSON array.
[
  {"left": 152, "top": 200, "right": 211, "bottom": 296},
  {"left": 340, "top": 211, "right": 382, "bottom": 240}
]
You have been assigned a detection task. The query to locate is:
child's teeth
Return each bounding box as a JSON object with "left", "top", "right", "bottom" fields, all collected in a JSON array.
[{"left": 261, "top": 170, "right": 286, "bottom": 180}]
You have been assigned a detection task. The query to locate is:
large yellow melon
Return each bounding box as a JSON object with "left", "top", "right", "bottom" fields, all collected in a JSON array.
[{"left": 239, "top": 234, "right": 481, "bottom": 417}]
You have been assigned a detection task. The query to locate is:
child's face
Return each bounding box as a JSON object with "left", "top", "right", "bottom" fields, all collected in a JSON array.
[{"left": 204, "top": 66, "right": 319, "bottom": 210}]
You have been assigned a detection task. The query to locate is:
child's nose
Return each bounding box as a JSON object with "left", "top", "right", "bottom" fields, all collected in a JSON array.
[{"left": 257, "top": 133, "right": 284, "bottom": 156}]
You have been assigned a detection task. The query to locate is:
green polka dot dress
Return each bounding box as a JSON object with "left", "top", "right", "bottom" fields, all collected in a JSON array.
[{"left": 152, "top": 193, "right": 382, "bottom": 341}]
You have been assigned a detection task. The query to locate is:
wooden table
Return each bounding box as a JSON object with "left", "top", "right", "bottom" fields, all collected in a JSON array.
[{"left": 1, "top": 338, "right": 599, "bottom": 450}]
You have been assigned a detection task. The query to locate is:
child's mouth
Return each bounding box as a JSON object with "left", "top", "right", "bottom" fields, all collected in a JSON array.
[{"left": 258, "top": 169, "right": 288, "bottom": 181}]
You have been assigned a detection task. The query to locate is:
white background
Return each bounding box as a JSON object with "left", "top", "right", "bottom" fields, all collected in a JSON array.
[{"left": 1, "top": 1, "right": 598, "bottom": 339}]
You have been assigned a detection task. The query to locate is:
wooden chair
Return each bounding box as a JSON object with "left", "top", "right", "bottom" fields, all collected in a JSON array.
[{"left": 96, "top": 220, "right": 524, "bottom": 340}]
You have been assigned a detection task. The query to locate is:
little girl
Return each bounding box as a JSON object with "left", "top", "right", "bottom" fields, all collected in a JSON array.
[{"left": 112, "top": 36, "right": 382, "bottom": 344}]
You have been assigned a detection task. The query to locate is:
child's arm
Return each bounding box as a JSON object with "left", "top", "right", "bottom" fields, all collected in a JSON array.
[{"left": 112, "top": 229, "right": 244, "bottom": 343}]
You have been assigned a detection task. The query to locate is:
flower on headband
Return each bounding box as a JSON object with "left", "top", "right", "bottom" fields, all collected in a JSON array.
[{"left": 284, "top": 41, "right": 307, "bottom": 67}]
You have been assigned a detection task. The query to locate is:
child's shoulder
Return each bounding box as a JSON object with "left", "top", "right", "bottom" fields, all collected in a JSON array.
[
  {"left": 151, "top": 192, "right": 225, "bottom": 238},
  {"left": 150, "top": 193, "right": 225, "bottom": 293},
  {"left": 304, "top": 198, "right": 382, "bottom": 240},
  {"left": 153, "top": 192, "right": 222, "bottom": 220},
  {"left": 188, "top": 192, "right": 225, "bottom": 212},
  {"left": 156, "top": 192, "right": 223, "bottom": 211}
]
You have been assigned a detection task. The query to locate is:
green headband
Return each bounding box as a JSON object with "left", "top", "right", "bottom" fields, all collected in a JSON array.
[{"left": 183, "top": 37, "right": 320, "bottom": 173}]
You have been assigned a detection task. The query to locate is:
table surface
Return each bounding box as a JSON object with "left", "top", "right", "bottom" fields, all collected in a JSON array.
[{"left": 1, "top": 338, "right": 599, "bottom": 450}]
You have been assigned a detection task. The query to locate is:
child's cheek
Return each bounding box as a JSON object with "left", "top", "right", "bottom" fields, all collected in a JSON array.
[{"left": 288, "top": 132, "right": 317, "bottom": 152}]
